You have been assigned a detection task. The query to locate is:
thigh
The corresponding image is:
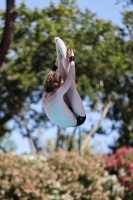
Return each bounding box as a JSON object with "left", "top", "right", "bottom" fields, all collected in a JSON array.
[
  {"left": 57, "top": 57, "right": 66, "bottom": 81},
  {"left": 63, "top": 92, "right": 71, "bottom": 108},
  {"left": 67, "top": 83, "right": 86, "bottom": 117}
]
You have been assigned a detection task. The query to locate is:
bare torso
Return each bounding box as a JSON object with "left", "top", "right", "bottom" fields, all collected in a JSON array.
[{"left": 42, "top": 90, "right": 77, "bottom": 127}]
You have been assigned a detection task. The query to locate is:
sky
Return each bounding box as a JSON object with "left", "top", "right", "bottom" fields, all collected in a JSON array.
[
  {"left": 1, "top": 0, "right": 129, "bottom": 25},
  {"left": 1, "top": 0, "right": 133, "bottom": 154}
]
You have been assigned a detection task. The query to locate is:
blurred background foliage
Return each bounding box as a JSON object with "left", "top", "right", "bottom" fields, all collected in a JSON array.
[
  {"left": 0, "top": 0, "right": 133, "bottom": 154},
  {"left": 0, "top": 148, "right": 130, "bottom": 200}
]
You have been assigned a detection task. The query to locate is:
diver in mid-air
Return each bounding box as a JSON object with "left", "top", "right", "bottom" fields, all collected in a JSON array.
[{"left": 42, "top": 37, "right": 86, "bottom": 127}]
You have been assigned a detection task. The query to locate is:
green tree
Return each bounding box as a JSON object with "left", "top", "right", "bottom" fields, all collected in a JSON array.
[
  {"left": 0, "top": 128, "right": 17, "bottom": 152},
  {"left": 1, "top": 0, "right": 133, "bottom": 153},
  {"left": 0, "top": 0, "right": 16, "bottom": 137},
  {"left": 0, "top": 0, "right": 16, "bottom": 67}
]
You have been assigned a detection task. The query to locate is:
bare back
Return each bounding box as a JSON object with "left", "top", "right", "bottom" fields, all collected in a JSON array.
[{"left": 42, "top": 91, "right": 77, "bottom": 127}]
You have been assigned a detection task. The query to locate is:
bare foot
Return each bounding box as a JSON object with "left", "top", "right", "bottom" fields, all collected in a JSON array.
[
  {"left": 54, "top": 37, "right": 62, "bottom": 59},
  {"left": 55, "top": 37, "right": 67, "bottom": 58}
]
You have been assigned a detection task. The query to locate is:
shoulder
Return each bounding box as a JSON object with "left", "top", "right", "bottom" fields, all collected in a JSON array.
[
  {"left": 42, "top": 91, "right": 57, "bottom": 103},
  {"left": 54, "top": 86, "right": 64, "bottom": 99}
]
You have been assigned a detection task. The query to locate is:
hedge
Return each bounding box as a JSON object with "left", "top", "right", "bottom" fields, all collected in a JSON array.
[{"left": 0, "top": 151, "right": 125, "bottom": 200}]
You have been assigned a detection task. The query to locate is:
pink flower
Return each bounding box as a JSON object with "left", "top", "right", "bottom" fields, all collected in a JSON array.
[
  {"left": 115, "top": 148, "right": 121, "bottom": 155},
  {"left": 106, "top": 162, "right": 113, "bottom": 168},
  {"left": 126, "top": 146, "right": 132, "bottom": 151},
  {"left": 119, "top": 191, "right": 124, "bottom": 197},
  {"left": 118, "top": 158, "right": 125, "bottom": 166},
  {"left": 120, "top": 176, "right": 130, "bottom": 183},
  {"left": 129, "top": 185, "right": 133, "bottom": 191},
  {"left": 128, "top": 163, "right": 133, "bottom": 168},
  {"left": 128, "top": 169, "right": 133, "bottom": 175}
]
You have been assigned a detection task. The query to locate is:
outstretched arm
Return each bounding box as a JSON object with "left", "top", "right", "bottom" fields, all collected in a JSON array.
[{"left": 55, "top": 49, "right": 75, "bottom": 97}]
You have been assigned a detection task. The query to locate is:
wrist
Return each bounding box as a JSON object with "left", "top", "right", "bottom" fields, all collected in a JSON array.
[
  {"left": 69, "top": 56, "right": 75, "bottom": 63},
  {"left": 52, "top": 64, "right": 58, "bottom": 71}
]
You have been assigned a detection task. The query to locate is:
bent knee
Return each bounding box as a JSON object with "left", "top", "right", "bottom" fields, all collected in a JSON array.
[{"left": 68, "top": 83, "right": 76, "bottom": 93}]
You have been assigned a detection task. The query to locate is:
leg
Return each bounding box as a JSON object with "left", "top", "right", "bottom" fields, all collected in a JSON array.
[
  {"left": 55, "top": 37, "right": 69, "bottom": 76},
  {"left": 56, "top": 46, "right": 71, "bottom": 108},
  {"left": 67, "top": 82, "right": 86, "bottom": 117},
  {"left": 55, "top": 37, "right": 85, "bottom": 117}
]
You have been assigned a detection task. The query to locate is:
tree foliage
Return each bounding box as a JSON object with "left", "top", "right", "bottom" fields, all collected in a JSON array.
[
  {"left": 0, "top": 132, "right": 17, "bottom": 153},
  {"left": 0, "top": 0, "right": 133, "bottom": 151}
]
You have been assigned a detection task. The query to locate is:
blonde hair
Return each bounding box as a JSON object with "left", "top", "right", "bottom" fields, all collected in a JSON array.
[{"left": 43, "top": 71, "right": 61, "bottom": 93}]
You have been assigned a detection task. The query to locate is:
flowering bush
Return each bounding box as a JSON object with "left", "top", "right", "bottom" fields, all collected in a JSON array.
[
  {"left": 104, "top": 146, "right": 133, "bottom": 200},
  {"left": 0, "top": 152, "right": 125, "bottom": 200}
]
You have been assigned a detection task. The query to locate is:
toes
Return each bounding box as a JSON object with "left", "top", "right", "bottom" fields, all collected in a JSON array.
[{"left": 54, "top": 37, "right": 59, "bottom": 41}]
